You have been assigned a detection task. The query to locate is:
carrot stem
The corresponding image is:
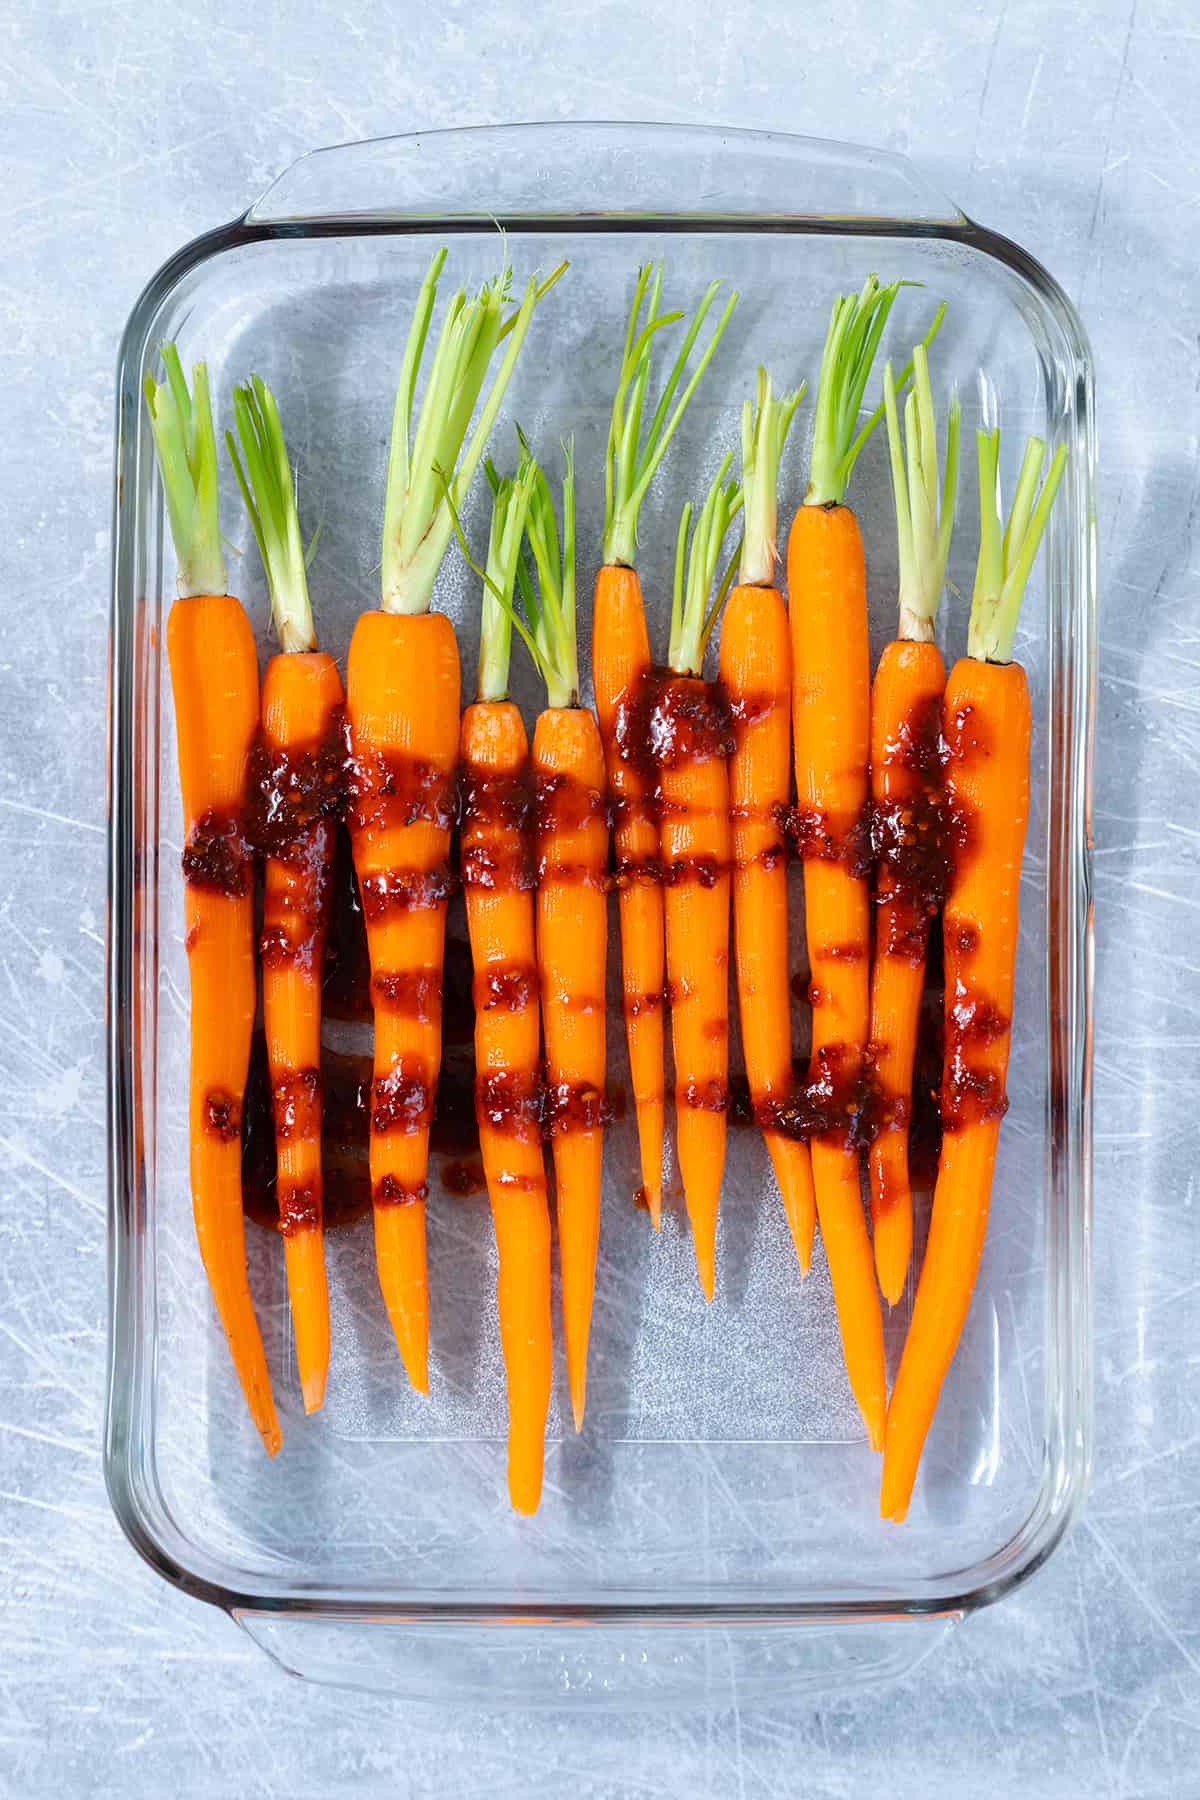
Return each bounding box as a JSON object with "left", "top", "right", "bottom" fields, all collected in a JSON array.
[
  {"left": 968, "top": 432, "right": 1068, "bottom": 663},
  {"left": 381, "top": 248, "right": 567, "bottom": 615},
  {"left": 603, "top": 263, "right": 738, "bottom": 568},
  {"left": 143, "top": 345, "right": 226, "bottom": 598}
]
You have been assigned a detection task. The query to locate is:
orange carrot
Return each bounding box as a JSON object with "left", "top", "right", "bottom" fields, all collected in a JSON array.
[
  {"left": 787, "top": 279, "right": 942, "bottom": 1447},
  {"left": 594, "top": 264, "right": 737, "bottom": 1226},
  {"left": 347, "top": 248, "right": 563, "bottom": 1390},
  {"left": 500, "top": 438, "right": 608, "bottom": 1430},
  {"left": 457, "top": 459, "right": 552, "bottom": 1512},
  {"left": 145, "top": 346, "right": 281, "bottom": 1455},
  {"left": 348, "top": 610, "right": 457, "bottom": 1390},
  {"left": 227, "top": 374, "right": 344, "bottom": 1413},
  {"left": 534, "top": 703, "right": 608, "bottom": 1429},
  {"left": 592, "top": 564, "right": 664, "bottom": 1224},
  {"left": 881, "top": 426, "right": 1066, "bottom": 1521},
  {"left": 718, "top": 370, "right": 816, "bottom": 1270},
  {"left": 867, "top": 348, "right": 960, "bottom": 1305},
  {"left": 660, "top": 456, "right": 743, "bottom": 1298}
]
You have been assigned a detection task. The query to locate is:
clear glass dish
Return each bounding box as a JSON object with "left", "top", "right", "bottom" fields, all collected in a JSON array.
[{"left": 105, "top": 123, "right": 1095, "bottom": 1702}]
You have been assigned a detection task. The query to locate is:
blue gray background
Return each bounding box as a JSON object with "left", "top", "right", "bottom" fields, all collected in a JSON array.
[{"left": 3, "top": 1, "right": 1195, "bottom": 1794}]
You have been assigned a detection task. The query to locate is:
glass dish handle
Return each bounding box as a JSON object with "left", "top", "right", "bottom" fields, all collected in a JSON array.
[
  {"left": 246, "top": 124, "right": 963, "bottom": 227},
  {"left": 236, "top": 1610, "right": 958, "bottom": 1704}
]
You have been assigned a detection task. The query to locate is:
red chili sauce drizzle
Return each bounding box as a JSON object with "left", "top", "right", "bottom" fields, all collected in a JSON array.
[
  {"left": 867, "top": 692, "right": 972, "bottom": 963},
  {"left": 182, "top": 810, "right": 252, "bottom": 897},
  {"left": 532, "top": 767, "right": 609, "bottom": 890},
  {"left": 782, "top": 803, "right": 873, "bottom": 881},
  {"left": 458, "top": 761, "right": 536, "bottom": 893},
  {"left": 242, "top": 1033, "right": 372, "bottom": 1233},
  {"left": 610, "top": 667, "right": 735, "bottom": 885},
  {"left": 245, "top": 705, "right": 352, "bottom": 860},
  {"left": 344, "top": 731, "right": 459, "bottom": 919},
  {"left": 346, "top": 738, "right": 458, "bottom": 837},
  {"left": 940, "top": 986, "right": 1011, "bottom": 1133}
]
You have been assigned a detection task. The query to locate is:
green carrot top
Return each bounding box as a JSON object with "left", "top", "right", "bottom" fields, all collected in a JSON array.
[
  {"left": 806, "top": 276, "right": 946, "bottom": 510},
  {"left": 882, "top": 343, "right": 960, "bottom": 643},
  {"left": 669, "top": 454, "right": 743, "bottom": 677},
  {"left": 968, "top": 426, "right": 1068, "bottom": 665},
  {"left": 381, "top": 246, "right": 566, "bottom": 617},
  {"left": 449, "top": 431, "right": 579, "bottom": 711},
  {"left": 143, "top": 343, "right": 226, "bottom": 599},
  {"left": 738, "top": 367, "right": 805, "bottom": 587},
  {"left": 516, "top": 434, "right": 580, "bottom": 711},
  {"left": 603, "top": 261, "right": 738, "bottom": 570},
  {"left": 474, "top": 456, "right": 537, "bottom": 703},
  {"left": 226, "top": 374, "right": 316, "bottom": 653}
]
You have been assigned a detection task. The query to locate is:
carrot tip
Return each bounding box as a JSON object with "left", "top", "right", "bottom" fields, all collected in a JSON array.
[
  {"left": 261, "top": 1422, "right": 283, "bottom": 1458},
  {"left": 300, "top": 1371, "right": 327, "bottom": 1415},
  {"left": 569, "top": 1377, "right": 587, "bottom": 1434}
]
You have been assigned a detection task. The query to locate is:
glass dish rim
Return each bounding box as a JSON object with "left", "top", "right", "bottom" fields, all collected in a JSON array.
[{"left": 104, "top": 118, "right": 1095, "bottom": 1629}]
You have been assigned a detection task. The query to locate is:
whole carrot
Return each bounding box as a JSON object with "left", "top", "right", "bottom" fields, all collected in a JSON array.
[
  {"left": 347, "top": 248, "right": 565, "bottom": 1391},
  {"left": 867, "top": 346, "right": 960, "bottom": 1305},
  {"left": 505, "top": 438, "right": 608, "bottom": 1431},
  {"left": 718, "top": 370, "right": 815, "bottom": 1271},
  {"left": 455, "top": 456, "right": 552, "bottom": 1511},
  {"left": 881, "top": 426, "right": 1067, "bottom": 1522},
  {"left": 144, "top": 347, "right": 281, "bottom": 1455},
  {"left": 787, "top": 279, "right": 943, "bottom": 1448},
  {"left": 659, "top": 460, "right": 744, "bottom": 1297},
  {"left": 227, "top": 373, "right": 344, "bottom": 1414},
  {"left": 594, "top": 264, "right": 737, "bottom": 1226}
]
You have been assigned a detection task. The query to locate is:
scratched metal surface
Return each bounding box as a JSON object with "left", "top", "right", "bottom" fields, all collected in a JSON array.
[{"left": 1, "top": 2, "right": 1194, "bottom": 1795}]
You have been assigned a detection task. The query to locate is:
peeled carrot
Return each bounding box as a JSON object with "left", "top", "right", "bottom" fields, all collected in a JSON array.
[
  {"left": 145, "top": 346, "right": 281, "bottom": 1456},
  {"left": 495, "top": 439, "right": 607, "bottom": 1430},
  {"left": 348, "top": 609, "right": 458, "bottom": 1391},
  {"left": 457, "top": 459, "right": 552, "bottom": 1512},
  {"left": 788, "top": 279, "right": 942, "bottom": 1447},
  {"left": 719, "top": 370, "right": 815, "bottom": 1271},
  {"left": 534, "top": 704, "right": 608, "bottom": 1428},
  {"left": 592, "top": 564, "right": 664, "bottom": 1224},
  {"left": 594, "top": 263, "right": 737, "bottom": 1226},
  {"left": 661, "top": 456, "right": 743, "bottom": 1298},
  {"left": 881, "top": 427, "right": 1066, "bottom": 1521},
  {"left": 867, "top": 347, "right": 960, "bottom": 1305},
  {"left": 227, "top": 373, "right": 343, "bottom": 1412},
  {"left": 347, "top": 248, "right": 563, "bottom": 1390}
]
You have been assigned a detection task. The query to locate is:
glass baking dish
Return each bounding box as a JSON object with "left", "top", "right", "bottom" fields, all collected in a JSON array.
[{"left": 105, "top": 122, "right": 1095, "bottom": 1702}]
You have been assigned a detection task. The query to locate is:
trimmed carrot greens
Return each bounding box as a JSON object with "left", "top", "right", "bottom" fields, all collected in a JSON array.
[
  {"left": 968, "top": 428, "right": 1068, "bottom": 664},
  {"left": 739, "top": 368, "right": 806, "bottom": 588},
  {"left": 882, "top": 344, "right": 960, "bottom": 643},
  {"left": 669, "top": 454, "right": 743, "bottom": 676},
  {"left": 603, "top": 263, "right": 738, "bottom": 570},
  {"left": 806, "top": 277, "right": 947, "bottom": 509},
  {"left": 474, "top": 459, "right": 537, "bottom": 703},
  {"left": 381, "top": 248, "right": 567, "bottom": 617},
  {"left": 143, "top": 343, "right": 227, "bottom": 598},
  {"left": 516, "top": 436, "right": 580, "bottom": 710},
  {"left": 226, "top": 375, "right": 316, "bottom": 654}
]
